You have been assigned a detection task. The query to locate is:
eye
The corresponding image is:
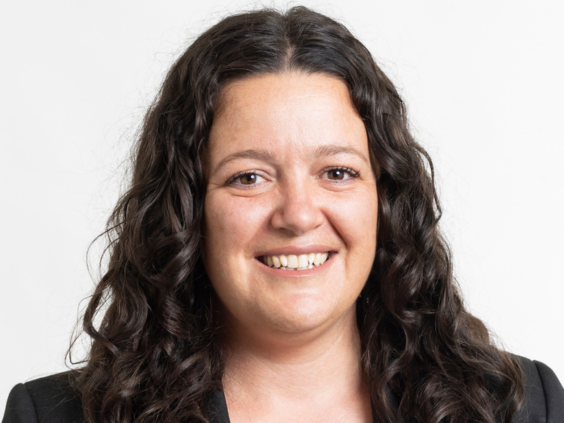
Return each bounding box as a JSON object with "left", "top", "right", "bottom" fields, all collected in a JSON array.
[
  {"left": 227, "top": 171, "right": 266, "bottom": 186},
  {"left": 323, "top": 167, "right": 360, "bottom": 181}
]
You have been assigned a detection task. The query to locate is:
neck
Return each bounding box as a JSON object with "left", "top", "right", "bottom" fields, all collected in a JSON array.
[{"left": 220, "top": 307, "right": 370, "bottom": 416}]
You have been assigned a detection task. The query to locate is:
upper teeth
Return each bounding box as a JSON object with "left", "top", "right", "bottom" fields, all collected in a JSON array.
[{"left": 262, "top": 252, "right": 329, "bottom": 270}]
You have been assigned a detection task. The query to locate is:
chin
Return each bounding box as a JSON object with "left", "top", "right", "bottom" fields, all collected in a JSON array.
[{"left": 261, "top": 299, "right": 354, "bottom": 336}]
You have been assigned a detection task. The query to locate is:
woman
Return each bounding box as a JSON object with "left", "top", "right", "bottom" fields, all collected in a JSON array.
[{"left": 3, "top": 6, "right": 563, "bottom": 423}]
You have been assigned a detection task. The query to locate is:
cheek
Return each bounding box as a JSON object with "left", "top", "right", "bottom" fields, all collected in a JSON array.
[
  {"left": 204, "top": 193, "right": 270, "bottom": 254},
  {"left": 327, "top": 188, "right": 378, "bottom": 254}
]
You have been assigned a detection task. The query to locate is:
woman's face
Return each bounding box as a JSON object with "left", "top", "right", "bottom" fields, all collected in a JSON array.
[{"left": 204, "top": 72, "right": 378, "bottom": 339}]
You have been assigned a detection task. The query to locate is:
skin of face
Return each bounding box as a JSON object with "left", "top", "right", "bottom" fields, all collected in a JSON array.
[{"left": 204, "top": 71, "right": 378, "bottom": 344}]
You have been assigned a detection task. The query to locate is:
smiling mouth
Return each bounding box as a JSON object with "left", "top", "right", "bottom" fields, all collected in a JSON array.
[{"left": 257, "top": 252, "right": 333, "bottom": 271}]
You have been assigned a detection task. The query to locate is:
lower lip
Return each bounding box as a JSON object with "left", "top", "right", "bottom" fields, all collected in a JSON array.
[{"left": 255, "top": 253, "right": 336, "bottom": 278}]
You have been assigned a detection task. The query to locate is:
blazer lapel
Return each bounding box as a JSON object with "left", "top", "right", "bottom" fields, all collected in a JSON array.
[{"left": 205, "top": 391, "right": 231, "bottom": 423}]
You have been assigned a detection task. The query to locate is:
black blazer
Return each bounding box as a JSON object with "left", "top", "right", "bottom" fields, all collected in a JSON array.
[{"left": 3, "top": 355, "right": 563, "bottom": 423}]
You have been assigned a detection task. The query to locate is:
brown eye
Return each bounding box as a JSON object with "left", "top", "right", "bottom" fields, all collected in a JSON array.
[
  {"left": 240, "top": 174, "right": 258, "bottom": 184},
  {"left": 228, "top": 172, "right": 266, "bottom": 187},
  {"left": 327, "top": 169, "right": 346, "bottom": 180},
  {"left": 323, "top": 167, "right": 360, "bottom": 182}
]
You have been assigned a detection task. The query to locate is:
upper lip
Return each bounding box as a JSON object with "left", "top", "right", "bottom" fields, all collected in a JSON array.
[{"left": 255, "top": 244, "right": 337, "bottom": 257}]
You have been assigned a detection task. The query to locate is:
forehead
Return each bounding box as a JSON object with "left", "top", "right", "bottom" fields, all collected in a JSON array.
[
  {"left": 207, "top": 72, "right": 368, "bottom": 169},
  {"left": 215, "top": 71, "right": 355, "bottom": 116}
]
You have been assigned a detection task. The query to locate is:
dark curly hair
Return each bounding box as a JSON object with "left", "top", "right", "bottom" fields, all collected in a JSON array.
[{"left": 69, "top": 6, "right": 524, "bottom": 423}]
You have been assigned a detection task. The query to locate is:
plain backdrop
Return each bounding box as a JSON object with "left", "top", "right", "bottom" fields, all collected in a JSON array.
[{"left": 1, "top": 0, "right": 563, "bottom": 415}]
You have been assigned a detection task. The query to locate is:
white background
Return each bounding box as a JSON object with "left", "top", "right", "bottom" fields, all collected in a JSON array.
[{"left": 1, "top": 0, "right": 563, "bottom": 415}]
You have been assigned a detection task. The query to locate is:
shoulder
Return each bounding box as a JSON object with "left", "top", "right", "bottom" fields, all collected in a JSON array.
[
  {"left": 3, "top": 372, "right": 83, "bottom": 423},
  {"left": 511, "top": 354, "right": 564, "bottom": 423}
]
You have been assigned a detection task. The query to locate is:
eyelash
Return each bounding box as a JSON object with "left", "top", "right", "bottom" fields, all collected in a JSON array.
[{"left": 225, "top": 166, "right": 361, "bottom": 186}]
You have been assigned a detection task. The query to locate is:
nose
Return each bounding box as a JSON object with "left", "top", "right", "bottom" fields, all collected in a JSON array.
[{"left": 270, "top": 178, "right": 324, "bottom": 235}]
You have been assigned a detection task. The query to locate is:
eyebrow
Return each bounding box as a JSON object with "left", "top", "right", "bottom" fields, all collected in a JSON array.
[{"left": 213, "top": 144, "right": 369, "bottom": 174}]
